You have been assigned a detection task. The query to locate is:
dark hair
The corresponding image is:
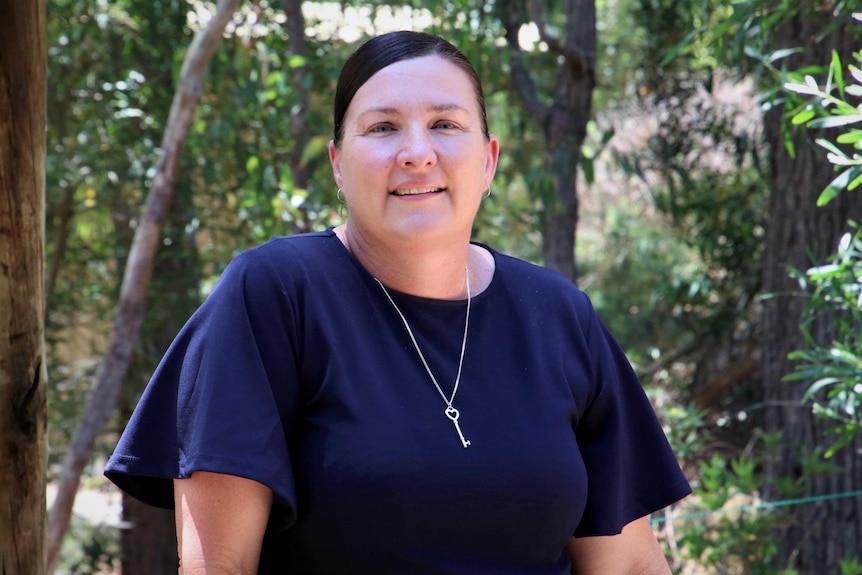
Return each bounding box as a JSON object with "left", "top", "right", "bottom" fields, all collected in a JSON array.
[{"left": 332, "top": 31, "right": 489, "bottom": 145}]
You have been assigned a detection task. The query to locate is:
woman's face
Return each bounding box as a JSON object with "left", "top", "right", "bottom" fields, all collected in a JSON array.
[{"left": 329, "top": 55, "right": 499, "bottom": 245}]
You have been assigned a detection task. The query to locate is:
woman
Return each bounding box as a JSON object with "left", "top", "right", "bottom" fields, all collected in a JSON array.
[{"left": 105, "top": 31, "right": 691, "bottom": 574}]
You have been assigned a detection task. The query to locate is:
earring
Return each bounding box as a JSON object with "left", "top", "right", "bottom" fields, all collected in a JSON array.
[
  {"left": 336, "top": 188, "right": 345, "bottom": 202},
  {"left": 482, "top": 185, "right": 492, "bottom": 199}
]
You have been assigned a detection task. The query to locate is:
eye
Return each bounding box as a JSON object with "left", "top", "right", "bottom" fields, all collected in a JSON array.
[
  {"left": 434, "top": 121, "right": 459, "bottom": 130},
  {"left": 369, "top": 123, "right": 395, "bottom": 134}
]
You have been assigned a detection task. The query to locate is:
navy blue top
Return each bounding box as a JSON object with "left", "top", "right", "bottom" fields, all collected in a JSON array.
[{"left": 105, "top": 229, "right": 690, "bottom": 574}]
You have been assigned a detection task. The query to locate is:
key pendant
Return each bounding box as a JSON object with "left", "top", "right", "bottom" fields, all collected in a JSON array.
[{"left": 444, "top": 406, "right": 471, "bottom": 448}]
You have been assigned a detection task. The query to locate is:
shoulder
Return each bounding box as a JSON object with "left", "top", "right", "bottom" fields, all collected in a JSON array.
[
  {"left": 234, "top": 229, "right": 340, "bottom": 268},
  {"left": 207, "top": 229, "right": 347, "bottom": 303},
  {"left": 222, "top": 229, "right": 343, "bottom": 279},
  {"left": 485, "top": 246, "right": 595, "bottom": 315}
]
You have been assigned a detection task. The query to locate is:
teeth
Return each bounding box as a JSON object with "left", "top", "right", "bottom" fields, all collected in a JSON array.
[{"left": 393, "top": 187, "right": 443, "bottom": 196}]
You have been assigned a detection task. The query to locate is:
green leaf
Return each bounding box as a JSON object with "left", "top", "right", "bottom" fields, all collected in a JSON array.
[
  {"left": 817, "top": 168, "right": 854, "bottom": 206},
  {"left": 785, "top": 81, "right": 820, "bottom": 96},
  {"left": 744, "top": 44, "right": 764, "bottom": 61},
  {"left": 769, "top": 47, "right": 805, "bottom": 63},
  {"left": 848, "top": 171, "right": 862, "bottom": 191},
  {"left": 266, "top": 71, "right": 283, "bottom": 86},
  {"left": 809, "top": 115, "right": 862, "bottom": 129},
  {"left": 816, "top": 138, "right": 850, "bottom": 160},
  {"left": 832, "top": 50, "right": 845, "bottom": 98},
  {"left": 660, "top": 28, "right": 703, "bottom": 66},
  {"left": 807, "top": 263, "right": 841, "bottom": 279},
  {"left": 836, "top": 130, "right": 862, "bottom": 144},
  {"left": 246, "top": 156, "right": 259, "bottom": 173},
  {"left": 802, "top": 377, "right": 842, "bottom": 402},
  {"left": 792, "top": 109, "right": 817, "bottom": 125}
]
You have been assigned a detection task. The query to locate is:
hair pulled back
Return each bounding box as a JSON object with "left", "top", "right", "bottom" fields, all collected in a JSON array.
[{"left": 332, "top": 30, "right": 489, "bottom": 145}]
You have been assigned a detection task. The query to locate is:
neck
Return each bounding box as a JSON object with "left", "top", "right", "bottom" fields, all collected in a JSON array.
[{"left": 336, "top": 223, "right": 472, "bottom": 299}]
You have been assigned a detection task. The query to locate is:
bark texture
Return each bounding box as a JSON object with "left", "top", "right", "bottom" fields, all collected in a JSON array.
[
  {"left": 45, "top": 1, "right": 241, "bottom": 571},
  {"left": 761, "top": 15, "right": 862, "bottom": 573},
  {"left": 0, "top": 1, "right": 48, "bottom": 574}
]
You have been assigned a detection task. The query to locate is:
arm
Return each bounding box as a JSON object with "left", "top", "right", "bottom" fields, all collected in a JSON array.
[
  {"left": 566, "top": 516, "right": 671, "bottom": 575},
  {"left": 174, "top": 471, "right": 273, "bottom": 575}
]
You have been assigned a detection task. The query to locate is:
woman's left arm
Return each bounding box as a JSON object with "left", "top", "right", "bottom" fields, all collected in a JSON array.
[{"left": 566, "top": 516, "right": 671, "bottom": 575}]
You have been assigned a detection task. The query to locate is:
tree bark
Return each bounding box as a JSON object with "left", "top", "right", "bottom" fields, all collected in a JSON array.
[
  {"left": 121, "top": 496, "right": 178, "bottom": 575},
  {"left": 45, "top": 1, "right": 242, "bottom": 571},
  {"left": 761, "top": 15, "right": 862, "bottom": 573},
  {"left": 0, "top": 1, "right": 48, "bottom": 574},
  {"left": 504, "top": 0, "right": 595, "bottom": 282}
]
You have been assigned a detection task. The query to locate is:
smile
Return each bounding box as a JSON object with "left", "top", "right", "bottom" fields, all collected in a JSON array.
[{"left": 391, "top": 187, "right": 445, "bottom": 196}]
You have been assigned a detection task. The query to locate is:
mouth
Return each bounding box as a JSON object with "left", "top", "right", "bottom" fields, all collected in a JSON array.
[{"left": 390, "top": 187, "right": 446, "bottom": 197}]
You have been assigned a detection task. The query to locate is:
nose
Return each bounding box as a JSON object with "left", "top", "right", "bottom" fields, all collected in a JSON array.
[{"left": 396, "top": 127, "right": 437, "bottom": 169}]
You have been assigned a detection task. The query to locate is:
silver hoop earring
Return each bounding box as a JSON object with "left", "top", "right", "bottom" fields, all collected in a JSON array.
[
  {"left": 336, "top": 188, "right": 345, "bottom": 202},
  {"left": 482, "top": 185, "right": 492, "bottom": 199}
]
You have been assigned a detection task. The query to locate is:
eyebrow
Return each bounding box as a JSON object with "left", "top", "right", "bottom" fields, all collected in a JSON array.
[{"left": 356, "top": 103, "right": 470, "bottom": 120}]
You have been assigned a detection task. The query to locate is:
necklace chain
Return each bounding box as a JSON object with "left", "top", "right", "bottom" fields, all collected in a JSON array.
[{"left": 374, "top": 266, "right": 472, "bottom": 448}]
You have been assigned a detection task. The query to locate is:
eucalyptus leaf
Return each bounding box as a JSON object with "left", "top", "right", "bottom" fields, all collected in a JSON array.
[
  {"left": 832, "top": 50, "right": 845, "bottom": 97},
  {"left": 809, "top": 114, "right": 862, "bottom": 129},
  {"left": 792, "top": 109, "right": 816, "bottom": 125}
]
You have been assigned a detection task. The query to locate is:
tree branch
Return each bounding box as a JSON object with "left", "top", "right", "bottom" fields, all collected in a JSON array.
[
  {"left": 45, "top": 1, "right": 242, "bottom": 571},
  {"left": 526, "top": 0, "right": 595, "bottom": 75},
  {"left": 503, "top": 0, "right": 549, "bottom": 126}
]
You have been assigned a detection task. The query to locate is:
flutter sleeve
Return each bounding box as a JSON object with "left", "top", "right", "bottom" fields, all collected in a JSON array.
[
  {"left": 573, "top": 297, "right": 691, "bottom": 537},
  {"left": 104, "top": 246, "right": 301, "bottom": 529}
]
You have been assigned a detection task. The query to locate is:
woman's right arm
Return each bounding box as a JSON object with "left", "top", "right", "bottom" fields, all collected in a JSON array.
[{"left": 174, "top": 471, "right": 273, "bottom": 575}]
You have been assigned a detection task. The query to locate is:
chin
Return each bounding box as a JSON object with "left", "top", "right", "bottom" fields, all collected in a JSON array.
[{"left": 387, "top": 216, "right": 459, "bottom": 242}]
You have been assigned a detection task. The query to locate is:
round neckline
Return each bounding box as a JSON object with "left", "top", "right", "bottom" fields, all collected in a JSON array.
[{"left": 324, "top": 227, "right": 499, "bottom": 305}]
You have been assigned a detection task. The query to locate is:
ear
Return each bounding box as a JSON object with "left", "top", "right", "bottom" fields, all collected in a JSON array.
[
  {"left": 328, "top": 140, "right": 343, "bottom": 189},
  {"left": 484, "top": 134, "right": 500, "bottom": 186}
]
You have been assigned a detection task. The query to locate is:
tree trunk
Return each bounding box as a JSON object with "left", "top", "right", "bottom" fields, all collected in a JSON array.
[
  {"left": 283, "top": 0, "right": 311, "bottom": 189},
  {"left": 45, "top": 1, "right": 241, "bottom": 571},
  {"left": 0, "top": 1, "right": 48, "bottom": 574},
  {"left": 121, "top": 496, "right": 178, "bottom": 575},
  {"left": 761, "top": 16, "right": 862, "bottom": 573},
  {"left": 504, "top": 0, "right": 596, "bottom": 282}
]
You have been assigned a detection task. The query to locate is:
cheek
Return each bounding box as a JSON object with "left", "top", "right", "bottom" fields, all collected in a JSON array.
[{"left": 343, "top": 146, "right": 393, "bottom": 179}]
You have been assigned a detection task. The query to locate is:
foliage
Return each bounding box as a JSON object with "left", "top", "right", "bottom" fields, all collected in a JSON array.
[
  {"left": 782, "top": 46, "right": 862, "bottom": 457},
  {"left": 671, "top": 436, "right": 850, "bottom": 574},
  {"left": 785, "top": 47, "right": 862, "bottom": 206},
  {"left": 657, "top": 402, "right": 709, "bottom": 462},
  {"left": 606, "top": 97, "right": 767, "bottom": 390},
  {"left": 660, "top": 0, "right": 859, "bottom": 79},
  {"left": 676, "top": 451, "right": 786, "bottom": 574},
  {"left": 784, "top": 226, "right": 862, "bottom": 456},
  {"left": 55, "top": 514, "right": 119, "bottom": 575}
]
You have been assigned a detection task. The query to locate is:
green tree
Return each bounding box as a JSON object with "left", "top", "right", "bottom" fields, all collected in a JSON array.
[
  {"left": 784, "top": 47, "right": 862, "bottom": 460},
  {"left": 500, "top": 0, "right": 597, "bottom": 281},
  {"left": 674, "top": 1, "right": 862, "bottom": 570},
  {"left": 46, "top": 0, "right": 242, "bottom": 570}
]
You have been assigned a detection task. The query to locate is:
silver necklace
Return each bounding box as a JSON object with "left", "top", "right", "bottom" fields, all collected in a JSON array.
[{"left": 374, "top": 267, "right": 472, "bottom": 448}]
